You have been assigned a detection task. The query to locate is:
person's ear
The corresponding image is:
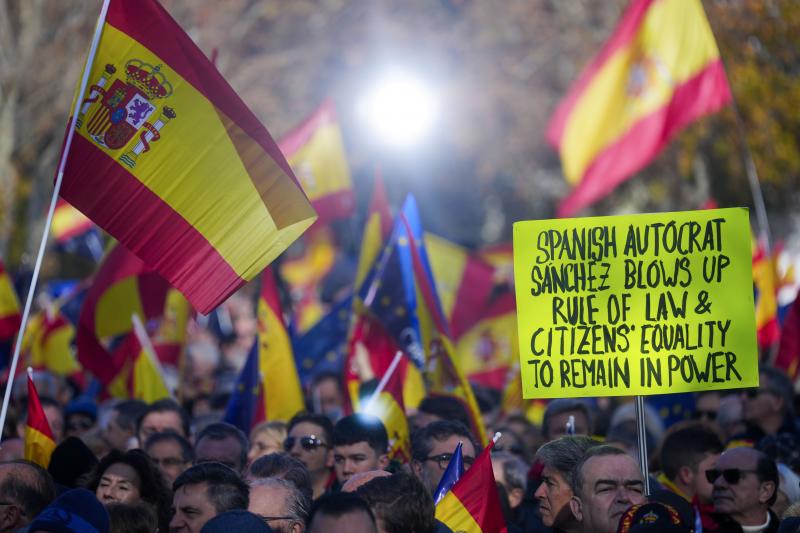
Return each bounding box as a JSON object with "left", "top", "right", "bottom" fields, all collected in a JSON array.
[
  {"left": 411, "top": 460, "right": 423, "bottom": 478},
  {"left": 325, "top": 448, "right": 335, "bottom": 468},
  {"left": 569, "top": 495, "right": 583, "bottom": 522},
  {"left": 0, "top": 503, "right": 22, "bottom": 530},
  {"left": 758, "top": 481, "right": 776, "bottom": 505},
  {"left": 508, "top": 487, "right": 524, "bottom": 509},
  {"left": 378, "top": 454, "right": 390, "bottom": 470},
  {"left": 677, "top": 465, "right": 694, "bottom": 487}
]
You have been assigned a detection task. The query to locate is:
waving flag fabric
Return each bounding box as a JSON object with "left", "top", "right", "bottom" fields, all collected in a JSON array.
[
  {"left": 59, "top": 0, "right": 316, "bottom": 314},
  {"left": 361, "top": 354, "right": 412, "bottom": 462},
  {"left": 433, "top": 441, "right": 464, "bottom": 505},
  {"left": 752, "top": 242, "right": 780, "bottom": 348},
  {"left": 279, "top": 100, "right": 354, "bottom": 225},
  {"left": 223, "top": 338, "right": 262, "bottom": 432},
  {"left": 52, "top": 199, "right": 94, "bottom": 244},
  {"left": 24, "top": 309, "right": 80, "bottom": 376},
  {"left": 0, "top": 261, "right": 21, "bottom": 342},
  {"left": 107, "top": 329, "right": 170, "bottom": 402},
  {"left": 25, "top": 372, "right": 56, "bottom": 467},
  {"left": 435, "top": 439, "right": 507, "bottom": 533},
  {"left": 547, "top": 0, "right": 731, "bottom": 216},
  {"left": 292, "top": 294, "right": 352, "bottom": 387}
]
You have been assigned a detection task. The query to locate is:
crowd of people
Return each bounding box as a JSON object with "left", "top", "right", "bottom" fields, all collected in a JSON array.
[{"left": 0, "top": 352, "right": 799, "bottom": 533}]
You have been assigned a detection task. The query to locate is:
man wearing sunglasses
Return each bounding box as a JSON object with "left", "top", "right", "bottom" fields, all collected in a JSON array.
[
  {"left": 709, "top": 447, "right": 780, "bottom": 532},
  {"left": 410, "top": 420, "right": 479, "bottom": 496},
  {"left": 286, "top": 413, "right": 336, "bottom": 500},
  {"left": 739, "top": 366, "right": 798, "bottom": 444},
  {"left": 332, "top": 414, "right": 389, "bottom": 484}
]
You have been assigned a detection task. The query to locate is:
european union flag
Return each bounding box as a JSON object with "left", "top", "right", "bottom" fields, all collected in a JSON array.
[
  {"left": 223, "top": 340, "right": 260, "bottom": 433},
  {"left": 433, "top": 441, "right": 464, "bottom": 505},
  {"left": 292, "top": 295, "right": 352, "bottom": 387}
]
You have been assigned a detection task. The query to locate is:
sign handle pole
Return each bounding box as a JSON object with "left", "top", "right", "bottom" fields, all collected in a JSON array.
[
  {"left": 0, "top": 0, "right": 111, "bottom": 445},
  {"left": 634, "top": 395, "right": 650, "bottom": 495}
]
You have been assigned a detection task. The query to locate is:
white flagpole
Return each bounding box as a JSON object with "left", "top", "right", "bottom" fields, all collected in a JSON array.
[
  {"left": 0, "top": 0, "right": 112, "bottom": 445},
  {"left": 362, "top": 351, "right": 404, "bottom": 414},
  {"left": 131, "top": 313, "right": 172, "bottom": 397}
]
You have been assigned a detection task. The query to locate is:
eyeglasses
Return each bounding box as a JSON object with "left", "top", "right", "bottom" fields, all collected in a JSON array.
[
  {"left": 256, "top": 514, "right": 296, "bottom": 523},
  {"left": 705, "top": 468, "right": 758, "bottom": 484},
  {"left": 423, "top": 453, "right": 476, "bottom": 470},
  {"left": 492, "top": 444, "right": 524, "bottom": 455},
  {"left": 283, "top": 435, "right": 329, "bottom": 452},
  {"left": 692, "top": 409, "right": 717, "bottom": 420}
]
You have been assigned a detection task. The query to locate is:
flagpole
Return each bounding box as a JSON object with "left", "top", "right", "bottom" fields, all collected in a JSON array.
[
  {"left": 362, "top": 351, "right": 403, "bottom": 413},
  {"left": 634, "top": 395, "right": 650, "bottom": 495},
  {"left": 0, "top": 0, "right": 112, "bottom": 445}
]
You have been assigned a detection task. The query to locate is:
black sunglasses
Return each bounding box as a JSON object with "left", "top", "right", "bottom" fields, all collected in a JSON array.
[
  {"left": 283, "top": 435, "right": 328, "bottom": 452},
  {"left": 705, "top": 468, "right": 758, "bottom": 485}
]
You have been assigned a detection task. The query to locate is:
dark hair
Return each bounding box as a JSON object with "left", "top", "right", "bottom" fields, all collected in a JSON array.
[
  {"left": 411, "top": 420, "right": 480, "bottom": 463},
  {"left": 113, "top": 400, "right": 148, "bottom": 432},
  {"left": 136, "top": 399, "right": 191, "bottom": 438},
  {"left": 755, "top": 450, "right": 780, "bottom": 507},
  {"left": 85, "top": 449, "right": 172, "bottom": 532},
  {"left": 144, "top": 431, "right": 194, "bottom": 463},
  {"left": 107, "top": 502, "right": 157, "bottom": 533},
  {"left": 333, "top": 414, "right": 388, "bottom": 455},
  {"left": 194, "top": 422, "right": 248, "bottom": 471},
  {"left": 356, "top": 472, "right": 436, "bottom": 533},
  {"left": 311, "top": 371, "right": 344, "bottom": 391},
  {"left": 760, "top": 365, "right": 795, "bottom": 419},
  {"left": 248, "top": 453, "right": 313, "bottom": 503},
  {"left": 660, "top": 423, "right": 723, "bottom": 480},
  {"left": 417, "top": 395, "right": 472, "bottom": 430},
  {"left": 542, "top": 399, "right": 593, "bottom": 439},
  {"left": 173, "top": 462, "right": 249, "bottom": 513},
  {"left": 308, "top": 491, "right": 375, "bottom": 528},
  {"left": 570, "top": 445, "right": 629, "bottom": 496},
  {"left": 535, "top": 436, "right": 599, "bottom": 488},
  {"left": 288, "top": 412, "right": 334, "bottom": 446},
  {"left": 0, "top": 460, "right": 56, "bottom": 518}
]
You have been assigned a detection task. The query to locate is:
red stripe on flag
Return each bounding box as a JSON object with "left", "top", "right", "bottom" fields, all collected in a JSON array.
[
  {"left": 310, "top": 189, "right": 356, "bottom": 227},
  {"left": 450, "top": 257, "right": 496, "bottom": 340},
  {"left": 0, "top": 315, "right": 21, "bottom": 341},
  {"left": 62, "top": 134, "right": 244, "bottom": 313},
  {"left": 27, "top": 377, "right": 54, "bottom": 439},
  {"left": 105, "top": 0, "right": 300, "bottom": 188},
  {"left": 546, "top": 0, "right": 657, "bottom": 147},
  {"left": 557, "top": 59, "right": 731, "bottom": 217}
]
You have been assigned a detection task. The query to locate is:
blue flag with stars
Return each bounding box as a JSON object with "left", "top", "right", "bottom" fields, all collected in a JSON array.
[
  {"left": 223, "top": 339, "right": 260, "bottom": 432},
  {"left": 292, "top": 294, "right": 352, "bottom": 387}
]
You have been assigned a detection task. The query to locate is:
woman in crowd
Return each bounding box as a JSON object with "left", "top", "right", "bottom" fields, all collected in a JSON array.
[{"left": 248, "top": 420, "right": 287, "bottom": 464}]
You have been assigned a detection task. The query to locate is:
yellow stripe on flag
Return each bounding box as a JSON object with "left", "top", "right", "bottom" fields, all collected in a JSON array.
[
  {"left": 425, "top": 233, "right": 468, "bottom": 321},
  {"left": 258, "top": 299, "right": 304, "bottom": 421},
  {"left": 96, "top": 277, "right": 146, "bottom": 338},
  {"left": 24, "top": 427, "right": 56, "bottom": 468},
  {"left": 133, "top": 348, "right": 170, "bottom": 403},
  {"left": 287, "top": 122, "right": 352, "bottom": 202},
  {"left": 561, "top": 0, "right": 722, "bottom": 184},
  {"left": 436, "top": 492, "right": 483, "bottom": 533}
]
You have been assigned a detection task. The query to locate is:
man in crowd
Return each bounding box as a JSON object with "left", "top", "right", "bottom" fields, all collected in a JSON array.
[
  {"left": 413, "top": 395, "right": 474, "bottom": 432},
  {"left": 307, "top": 492, "right": 377, "bottom": 533},
  {"left": 0, "top": 460, "right": 56, "bottom": 533},
  {"left": 534, "top": 436, "right": 598, "bottom": 533},
  {"left": 309, "top": 371, "right": 345, "bottom": 422},
  {"left": 492, "top": 450, "right": 538, "bottom": 530},
  {"left": 193, "top": 422, "right": 249, "bottom": 474},
  {"left": 332, "top": 414, "right": 389, "bottom": 485},
  {"left": 411, "top": 420, "right": 478, "bottom": 496},
  {"left": 356, "top": 472, "right": 437, "bottom": 533},
  {"left": 740, "top": 366, "right": 798, "bottom": 442},
  {"left": 144, "top": 432, "right": 194, "bottom": 486},
  {"left": 542, "top": 399, "right": 593, "bottom": 441},
  {"left": 103, "top": 400, "right": 148, "bottom": 453},
  {"left": 170, "top": 462, "right": 249, "bottom": 533},
  {"left": 137, "top": 399, "right": 191, "bottom": 447},
  {"left": 658, "top": 423, "right": 723, "bottom": 527},
  {"left": 569, "top": 445, "right": 646, "bottom": 533},
  {"left": 249, "top": 477, "right": 309, "bottom": 533},
  {"left": 248, "top": 453, "right": 313, "bottom": 503},
  {"left": 286, "top": 413, "right": 335, "bottom": 500},
  {"left": 709, "top": 447, "right": 780, "bottom": 532}
]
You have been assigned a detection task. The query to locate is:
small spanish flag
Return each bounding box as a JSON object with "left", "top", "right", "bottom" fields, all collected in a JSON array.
[
  {"left": 24, "top": 370, "right": 56, "bottom": 468},
  {"left": 435, "top": 437, "right": 507, "bottom": 533}
]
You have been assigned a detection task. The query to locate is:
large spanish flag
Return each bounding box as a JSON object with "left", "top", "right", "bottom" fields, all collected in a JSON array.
[
  {"left": 24, "top": 372, "right": 56, "bottom": 467},
  {"left": 60, "top": 0, "right": 316, "bottom": 314},
  {"left": 279, "top": 100, "right": 355, "bottom": 225},
  {"left": 435, "top": 439, "right": 507, "bottom": 533},
  {"left": 547, "top": 0, "right": 731, "bottom": 216},
  {"left": 0, "top": 261, "right": 21, "bottom": 342}
]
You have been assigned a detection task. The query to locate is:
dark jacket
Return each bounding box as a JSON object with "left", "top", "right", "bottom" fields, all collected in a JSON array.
[{"left": 707, "top": 509, "right": 780, "bottom": 533}]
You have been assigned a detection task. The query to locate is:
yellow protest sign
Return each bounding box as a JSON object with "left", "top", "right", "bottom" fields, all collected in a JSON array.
[{"left": 513, "top": 208, "right": 758, "bottom": 398}]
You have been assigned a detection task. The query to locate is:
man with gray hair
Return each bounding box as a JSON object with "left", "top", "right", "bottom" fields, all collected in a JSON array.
[
  {"left": 533, "top": 436, "right": 598, "bottom": 533},
  {"left": 248, "top": 477, "right": 309, "bottom": 533}
]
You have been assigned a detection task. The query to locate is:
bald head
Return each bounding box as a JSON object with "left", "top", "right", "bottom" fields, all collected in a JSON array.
[{"left": 0, "top": 460, "right": 56, "bottom": 530}]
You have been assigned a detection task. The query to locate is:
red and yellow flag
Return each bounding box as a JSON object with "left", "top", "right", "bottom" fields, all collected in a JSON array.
[
  {"left": 60, "top": 0, "right": 316, "bottom": 314},
  {"left": 257, "top": 267, "right": 304, "bottom": 422},
  {"left": 279, "top": 100, "right": 354, "bottom": 225},
  {"left": 24, "top": 372, "right": 56, "bottom": 468},
  {"left": 24, "top": 308, "right": 80, "bottom": 376},
  {"left": 361, "top": 355, "right": 412, "bottom": 462},
  {"left": 51, "top": 199, "right": 94, "bottom": 244},
  {"left": 0, "top": 261, "right": 21, "bottom": 342},
  {"left": 547, "top": 0, "right": 731, "bottom": 216},
  {"left": 752, "top": 241, "right": 780, "bottom": 348},
  {"left": 435, "top": 439, "right": 507, "bottom": 533},
  {"left": 107, "top": 329, "right": 171, "bottom": 403}
]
